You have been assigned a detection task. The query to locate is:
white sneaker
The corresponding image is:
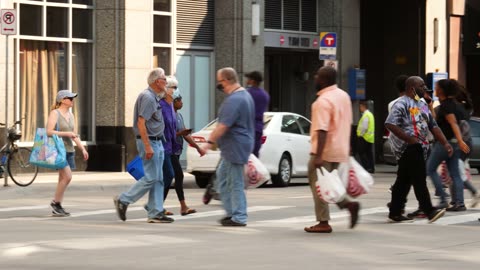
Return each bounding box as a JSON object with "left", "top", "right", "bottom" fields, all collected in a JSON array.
[{"left": 470, "top": 193, "right": 480, "bottom": 208}]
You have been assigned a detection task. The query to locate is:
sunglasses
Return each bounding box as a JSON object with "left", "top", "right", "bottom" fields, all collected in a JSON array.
[
  {"left": 64, "top": 97, "right": 74, "bottom": 101},
  {"left": 170, "top": 86, "right": 178, "bottom": 89}
]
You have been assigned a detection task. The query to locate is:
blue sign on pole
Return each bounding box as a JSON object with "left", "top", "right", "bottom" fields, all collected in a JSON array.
[
  {"left": 348, "top": 68, "right": 366, "bottom": 100},
  {"left": 319, "top": 32, "right": 337, "bottom": 60}
]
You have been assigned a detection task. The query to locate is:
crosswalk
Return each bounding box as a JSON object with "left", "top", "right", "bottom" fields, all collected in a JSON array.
[{"left": 0, "top": 204, "right": 478, "bottom": 226}]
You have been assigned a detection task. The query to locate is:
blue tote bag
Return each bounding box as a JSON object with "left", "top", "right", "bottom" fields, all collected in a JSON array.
[{"left": 29, "top": 128, "right": 68, "bottom": 169}]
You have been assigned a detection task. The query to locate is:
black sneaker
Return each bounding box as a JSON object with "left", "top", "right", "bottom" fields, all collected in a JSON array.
[
  {"left": 428, "top": 208, "right": 446, "bottom": 223},
  {"left": 406, "top": 209, "right": 427, "bottom": 219},
  {"left": 387, "top": 202, "right": 405, "bottom": 215},
  {"left": 388, "top": 215, "right": 414, "bottom": 223},
  {"left": 50, "top": 201, "right": 70, "bottom": 217},
  {"left": 218, "top": 216, "right": 232, "bottom": 224},
  {"left": 221, "top": 218, "right": 246, "bottom": 227},
  {"left": 147, "top": 214, "right": 174, "bottom": 223},
  {"left": 113, "top": 196, "right": 128, "bottom": 221},
  {"left": 446, "top": 204, "right": 467, "bottom": 212}
]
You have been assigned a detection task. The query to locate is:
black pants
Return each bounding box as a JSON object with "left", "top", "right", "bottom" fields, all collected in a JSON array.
[
  {"left": 168, "top": 154, "right": 185, "bottom": 201},
  {"left": 357, "top": 137, "right": 374, "bottom": 172},
  {"left": 253, "top": 131, "right": 263, "bottom": 158},
  {"left": 390, "top": 144, "right": 434, "bottom": 216}
]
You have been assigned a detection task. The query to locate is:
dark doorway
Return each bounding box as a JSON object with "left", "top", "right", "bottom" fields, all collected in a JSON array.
[
  {"left": 360, "top": 0, "right": 426, "bottom": 161},
  {"left": 265, "top": 49, "right": 320, "bottom": 118}
]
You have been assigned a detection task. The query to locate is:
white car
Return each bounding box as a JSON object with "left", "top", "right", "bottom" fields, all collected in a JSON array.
[{"left": 187, "top": 112, "right": 312, "bottom": 187}]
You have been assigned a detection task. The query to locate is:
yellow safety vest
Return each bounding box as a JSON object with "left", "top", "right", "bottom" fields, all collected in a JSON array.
[{"left": 357, "top": 110, "right": 375, "bottom": 143}]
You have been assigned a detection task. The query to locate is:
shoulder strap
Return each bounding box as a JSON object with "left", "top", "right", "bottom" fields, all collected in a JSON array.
[{"left": 55, "top": 110, "right": 60, "bottom": 131}]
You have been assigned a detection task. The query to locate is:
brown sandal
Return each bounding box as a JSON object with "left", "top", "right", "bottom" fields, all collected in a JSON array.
[
  {"left": 304, "top": 224, "right": 333, "bottom": 233},
  {"left": 164, "top": 210, "right": 174, "bottom": 216},
  {"left": 181, "top": 209, "right": 197, "bottom": 216}
]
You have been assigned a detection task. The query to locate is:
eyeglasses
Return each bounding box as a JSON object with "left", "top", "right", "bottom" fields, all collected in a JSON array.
[
  {"left": 159, "top": 78, "right": 167, "bottom": 82},
  {"left": 64, "top": 97, "right": 74, "bottom": 101},
  {"left": 170, "top": 86, "right": 178, "bottom": 89}
]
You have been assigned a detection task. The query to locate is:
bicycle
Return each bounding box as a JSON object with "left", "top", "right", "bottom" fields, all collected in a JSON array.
[{"left": 0, "top": 120, "right": 39, "bottom": 186}]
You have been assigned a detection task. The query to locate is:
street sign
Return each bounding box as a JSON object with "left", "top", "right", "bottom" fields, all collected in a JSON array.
[
  {"left": 1, "top": 9, "right": 17, "bottom": 35},
  {"left": 319, "top": 32, "right": 337, "bottom": 60}
]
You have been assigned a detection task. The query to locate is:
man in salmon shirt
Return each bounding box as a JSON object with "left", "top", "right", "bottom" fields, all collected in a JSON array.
[{"left": 305, "top": 66, "right": 360, "bottom": 233}]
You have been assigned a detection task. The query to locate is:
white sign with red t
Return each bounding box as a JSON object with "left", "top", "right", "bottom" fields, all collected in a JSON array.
[{"left": 1, "top": 9, "right": 17, "bottom": 35}]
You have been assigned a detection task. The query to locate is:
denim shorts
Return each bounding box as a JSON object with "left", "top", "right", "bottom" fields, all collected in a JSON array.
[{"left": 66, "top": 152, "right": 76, "bottom": 170}]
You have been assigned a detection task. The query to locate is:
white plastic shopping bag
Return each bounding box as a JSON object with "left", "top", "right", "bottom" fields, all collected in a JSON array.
[
  {"left": 459, "top": 159, "right": 472, "bottom": 183},
  {"left": 315, "top": 167, "right": 346, "bottom": 203},
  {"left": 338, "top": 157, "right": 374, "bottom": 197},
  {"left": 244, "top": 154, "right": 270, "bottom": 188}
]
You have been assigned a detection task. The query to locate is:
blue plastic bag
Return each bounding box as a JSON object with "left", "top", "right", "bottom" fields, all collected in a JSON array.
[
  {"left": 127, "top": 155, "right": 145, "bottom": 181},
  {"left": 29, "top": 128, "right": 68, "bottom": 169}
]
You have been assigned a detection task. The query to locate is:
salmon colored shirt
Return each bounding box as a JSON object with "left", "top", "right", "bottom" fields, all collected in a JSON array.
[{"left": 310, "top": 84, "right": 352, "bottom": 163}]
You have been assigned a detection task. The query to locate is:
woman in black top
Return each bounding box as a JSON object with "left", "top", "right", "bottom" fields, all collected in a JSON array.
[{"left": 427, "top": 79, "right": 470, "bottom": 211}]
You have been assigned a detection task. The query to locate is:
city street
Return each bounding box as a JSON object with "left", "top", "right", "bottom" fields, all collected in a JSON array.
[{"left": 0, "top": 166, "right": 479, "bottom": 270}]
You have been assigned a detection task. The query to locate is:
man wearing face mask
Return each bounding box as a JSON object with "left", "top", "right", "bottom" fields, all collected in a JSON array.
[
  {"left": 114, "top": 68, "right": 174, "bottom": 223},
  {"left": 385, "top": 76, "right": 452, "bottom": 223},
  {"left": 203, "top": 67, "right": 255, "bottom": 226}
]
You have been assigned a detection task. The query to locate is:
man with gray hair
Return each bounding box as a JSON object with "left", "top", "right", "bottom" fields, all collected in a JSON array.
[
  {"left": 203, "top": 67, "right": 255, "bottom": 226},
  {"left": 114, "top": 67, "right": 174, "bottom": 223}
]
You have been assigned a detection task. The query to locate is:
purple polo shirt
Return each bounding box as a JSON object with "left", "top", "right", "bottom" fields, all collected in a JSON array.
[
  {"left": 247, "top": 87, "right": 270, "bottom": 133},
  {"left": 159, "top": 99, "right": 180, "bottom": 155}
]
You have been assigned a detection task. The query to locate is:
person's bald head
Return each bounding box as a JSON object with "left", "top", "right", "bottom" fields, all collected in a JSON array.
[
  {"left": 216, "top": 67, "right": 241, "bottom": 94},
  {"left": 314, "top": 66, "right": 337, "bottom": 90},
  {"left": 405, "top": 76, "right": 427, "bottom": 99}
]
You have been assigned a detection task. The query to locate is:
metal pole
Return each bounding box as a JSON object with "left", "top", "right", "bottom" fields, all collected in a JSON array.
[{"left": 4, "top": 35, "right": 9, "bottom": 187}]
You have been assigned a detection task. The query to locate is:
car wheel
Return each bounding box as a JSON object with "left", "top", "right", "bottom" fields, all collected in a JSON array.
[
  {"left": 194, "top": 173, "right": 211, "bottom": 188},
  {"left": 272, "top": 153, "right": 292, "bottom": 187}
]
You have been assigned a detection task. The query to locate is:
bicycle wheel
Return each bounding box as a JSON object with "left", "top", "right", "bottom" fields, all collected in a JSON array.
[{"left": 7, "top": 147, "right": 39, "bottom": 187}]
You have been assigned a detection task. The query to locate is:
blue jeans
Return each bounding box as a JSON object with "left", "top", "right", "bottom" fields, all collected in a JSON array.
[
  {"left": 427, "top": 142, "right": 464, "bottom": 205},
  {"left": 119, "top": 140, "right": 165, "bottom": 218},
  {"left": 162, "top": 153, "right": 175, "bottom": 200},
  {"left": 216, "top": 158, "right": 247, "bottom": 224}
]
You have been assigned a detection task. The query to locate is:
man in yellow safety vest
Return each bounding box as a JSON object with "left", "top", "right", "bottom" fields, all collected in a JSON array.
[{"left": 357, "top": 101, "right": 375, "bottom": 173}]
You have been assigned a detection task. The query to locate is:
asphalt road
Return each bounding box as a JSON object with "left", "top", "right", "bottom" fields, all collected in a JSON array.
[{"left": 0, "top": 166, "right": 479, "bottom": 270}]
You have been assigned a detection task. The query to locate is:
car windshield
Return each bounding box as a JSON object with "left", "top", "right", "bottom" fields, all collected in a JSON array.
[{"left": 204, "top": 114, "right": 274, "bottom": 131}]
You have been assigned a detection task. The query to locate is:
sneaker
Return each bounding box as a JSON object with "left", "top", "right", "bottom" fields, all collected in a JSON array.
[
  {"left": 113, "top": 196, "right": 128, "bottom": 221},
  {"left": 436, "top": 201, "right": 448, "bottom": 209},
  {"left": 446, "top": 204, "right": 467, "bottom": 212},
  {"left": 388, "top": 215, "right": 414, "bottom": 223},
  {"left": 428, "top": 208, "right": 446, "bottom": 223},
  {"left": 218, "top": 216, "right": 232, "bottom": 223},
  {"left": 387, "top": 202, "right": 405, "bottom": 215},
  {"left": 406, "top": 209, "right": 427, "bottom": 219},
  {"left": 50, "top": 201, "right": 70, "bottom": 217},
  {"left": 147, "top": 214, "right": 174, "bottom": 223},
  {"left": 221, "top": 218, "right": 246, "bottom": 227},
  {"left": 470, "top": 193, "right": 480, "bottom": 208},
  {"left": 347, "top": 202, "right": 360, "bottom": 229}
]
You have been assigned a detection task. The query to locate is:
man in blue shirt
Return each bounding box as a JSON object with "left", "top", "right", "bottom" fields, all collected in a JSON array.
[
  {"left": 114, "top": 68, "right": 173, "bottom": 223},
  {"left": 203, "top": 67, "right": 255, "bottom": 226},
  {"left": 245, "top": 71, "right": 270, "bottom": 157}
]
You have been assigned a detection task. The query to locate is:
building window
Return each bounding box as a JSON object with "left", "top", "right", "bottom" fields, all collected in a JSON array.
[
  {"left": 153, "top": 0, "right": 172, "bottom": 74},
  {"left": 16, "top": 0, "right": 95, "bottom": 142},
  {"left": 265, "top": 0, "right": 317, "bottom": 33}
]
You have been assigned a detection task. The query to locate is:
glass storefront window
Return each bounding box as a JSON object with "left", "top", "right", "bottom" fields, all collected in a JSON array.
[
  {"left": 73, "top": 0, "right": 94, "bottom": 5},
  {"left": 154, "top": 0, "right": 171, "bottom": 12},
  {"left": 47, "top": 7, "right": 68, "bottom": 37},
  {"left": 47, "top": 0, "right": 69, "bottom": 3},
  {"left": 72, "top": 43, "right": 93, "bottom": 141},
  {"left": 153, "top": 15, "right": 171, "bottom": 43},
  {"left": 73, "top": 9, "right": 93, "bottom": 39},
  {"left": 20, "top": 4, "right": 42, "bottom": 36},
  {"left": 153, "top": 47, "right": 171, "bottom": 74},
  {"left": 19, "top": 40, "right": 68, "bottom": 141}
]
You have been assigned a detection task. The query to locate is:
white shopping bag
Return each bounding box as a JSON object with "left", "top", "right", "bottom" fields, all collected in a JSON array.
[
  {"left": 459, "top": 159, "right": 472, "bottom": 183},
  {"left": 338, "top": 157, "right": 374, "bottom": 197},
  {"left": 315, "top": 167, "right": 346, "bottom": 204},
  {"left": 244, "top": 154, "right": 271, "bottom": 189}
]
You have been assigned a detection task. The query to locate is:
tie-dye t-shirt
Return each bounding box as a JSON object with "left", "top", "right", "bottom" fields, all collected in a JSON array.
[{"left": 385, "top": 96, "right": 437, "bottom": 160}]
